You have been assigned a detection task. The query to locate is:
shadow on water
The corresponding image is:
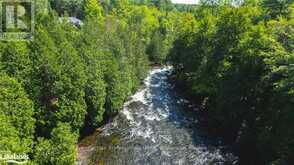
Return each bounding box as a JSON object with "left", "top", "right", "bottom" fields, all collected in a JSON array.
[
  {"left": 146, "top": 69, "right": 237, "bottom": 164},
  {"left": 149, "top": 70, "right": 220, "bottom": 144},
  {"left": 78, "top": 67, "right": 238, "bottom": 165}
]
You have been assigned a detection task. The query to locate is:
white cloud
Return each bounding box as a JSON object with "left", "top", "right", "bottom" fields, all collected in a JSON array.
[{"left": 171, "top": 0, "right": 199, "bottom": 4}]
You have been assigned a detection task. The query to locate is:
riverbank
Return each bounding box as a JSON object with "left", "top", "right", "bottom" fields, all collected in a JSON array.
[
  {"left": 77, "top": 66, "right": 161, "bottom": 164},
  {"left": 167, "top": 72, "right": 241, "bottom": 156},
  {"left": 169, "top": 72, "right": 264, "bottom": 165}
]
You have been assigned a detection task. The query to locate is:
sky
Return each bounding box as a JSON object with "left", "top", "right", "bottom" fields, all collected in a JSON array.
[{"left": 171, "top": 0, "right": 199, "bottom": 4}]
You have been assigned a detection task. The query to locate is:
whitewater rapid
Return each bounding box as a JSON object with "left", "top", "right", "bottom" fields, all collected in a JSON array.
[{"left": 81, "top": 66, "right": 237, "bottom": 165}]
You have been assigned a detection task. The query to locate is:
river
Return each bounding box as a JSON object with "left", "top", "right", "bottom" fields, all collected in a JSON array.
[{"left": 78, "top": 67, "right": 238, "bottom": 165}]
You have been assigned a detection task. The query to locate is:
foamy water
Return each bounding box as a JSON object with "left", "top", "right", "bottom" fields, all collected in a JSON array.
[{"left": 89, "top": 66, "right": 237, "bottom": 165}]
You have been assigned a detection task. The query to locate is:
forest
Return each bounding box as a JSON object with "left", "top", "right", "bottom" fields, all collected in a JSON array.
[{"left": 0, "top": 0, "right": 293, "bottom": 165}]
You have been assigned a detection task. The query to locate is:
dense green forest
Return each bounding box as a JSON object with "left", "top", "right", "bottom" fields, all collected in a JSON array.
[
  {"left": 0, "top": 0, "right": 293, "bottom": 164},
  {"left": 0, "top": 0, "right": 183, "bottom": 164},
  {"left": 169, "top": 0, "right": 294, "bottom": 164}
]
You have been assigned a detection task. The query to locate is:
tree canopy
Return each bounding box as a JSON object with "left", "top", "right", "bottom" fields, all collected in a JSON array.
[{"left": 0, "top": 0, "right": 293, "bottom": 164}]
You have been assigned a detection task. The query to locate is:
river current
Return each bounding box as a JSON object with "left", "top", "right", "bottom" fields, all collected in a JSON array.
[{"left": 78, "top": 67, "right": 237, "bottom": 165}]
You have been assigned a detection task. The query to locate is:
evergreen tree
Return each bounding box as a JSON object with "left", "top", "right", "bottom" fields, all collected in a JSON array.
[
  {"left": 0, "top": 73, "right": 35, "bottom": 153},
  {"left": 34, "top": 123, "right": 77, "bottom": 165}
]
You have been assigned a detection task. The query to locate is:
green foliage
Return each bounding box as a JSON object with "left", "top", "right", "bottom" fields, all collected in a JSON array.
[
  {"left": 29, "top": 19, "right": 87, "bottom": 133},
  {"left": 0, "top": 1, "right": 178, "bottom": 164},
  {"left": 169, "top": 3, "right": 294, "bottom": 164},
  {"left": 78, "top": 20, "right": 106, "bottom": 127},
  {"left": 262, "top": 0, "right": 294, "bottom": 19},
  {"left": 49, "top": 0, "right": 85, "bottom": 18},
  {"left": 84, "top": 0, "right": 104, "bottom": 19},
  {"left": 0, "top": 73, "right": 35, "bottom": 153},
  {"left": 18, "top": 1, "right": 292, "bottom": 164},
  {"left": 0, "top": 42, "right": 32, "bottom": 84},
  {"left": 147, "top": 31, "right": 167, "bottom": 63},
  {"left": 36, "top": 0, "right": 49, "bottom": 14},
  {"left": 34, "top": 123, "right": 77, "bottom": 165},
  {"left": 152, "top": 0, "right": 175, "bottom": 11}
]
